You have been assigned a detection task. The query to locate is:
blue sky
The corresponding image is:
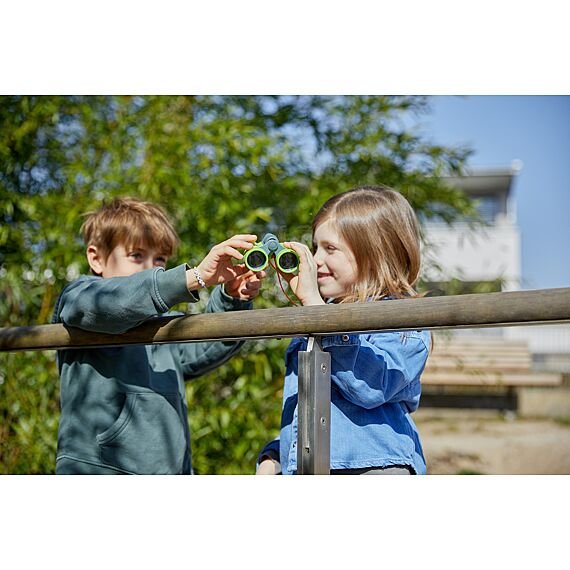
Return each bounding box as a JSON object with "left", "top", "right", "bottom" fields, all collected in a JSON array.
[{"left": 418, "top": 96, "right": 569, "bottom": 290}]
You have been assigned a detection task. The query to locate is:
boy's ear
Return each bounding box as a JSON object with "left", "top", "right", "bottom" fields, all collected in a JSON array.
[{"left": 86, "top": 245, "right": 104, "bottom": 276}]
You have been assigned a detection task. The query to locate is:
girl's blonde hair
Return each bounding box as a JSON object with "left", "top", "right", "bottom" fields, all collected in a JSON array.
[
  {"left": 312, "top": 185, "right": 421, "bottom": 303},
  {"left": 81, "top": 197, "right": 179, "bottom": 262}
]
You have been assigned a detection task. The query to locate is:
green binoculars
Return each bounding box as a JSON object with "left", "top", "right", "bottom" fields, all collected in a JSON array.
[{"left": 243, "top": 233, "right": 299, "bottom": 273}]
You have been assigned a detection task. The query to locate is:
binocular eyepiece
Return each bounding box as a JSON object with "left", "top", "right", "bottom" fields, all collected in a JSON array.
[{"left": 243, "top": 233, "right": 299, "bottom": 273}]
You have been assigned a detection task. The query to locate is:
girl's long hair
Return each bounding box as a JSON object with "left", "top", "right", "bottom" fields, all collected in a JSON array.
[{"left": 313, "top": 185, "right": 421, "bottom": 303}]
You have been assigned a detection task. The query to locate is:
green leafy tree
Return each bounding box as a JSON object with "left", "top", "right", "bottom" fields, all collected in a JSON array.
[{"left": 0, "top": 95, "right": 475, "bottom": 474}]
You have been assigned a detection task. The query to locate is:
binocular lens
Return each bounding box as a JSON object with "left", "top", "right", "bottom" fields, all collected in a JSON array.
[
  {"left": 278, "top": 251, "right": 298, "bottom": 271},
  {"left": 243, "top": 234, "right": 299, "bottom": 274},
  {"left": 246, "top": 250, "right": 268, "bottom": 270}
]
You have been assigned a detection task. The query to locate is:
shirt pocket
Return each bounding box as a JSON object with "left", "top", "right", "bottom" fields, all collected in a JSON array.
[{"left": 96, "top": 391, "right": 186, "bottom": 474}]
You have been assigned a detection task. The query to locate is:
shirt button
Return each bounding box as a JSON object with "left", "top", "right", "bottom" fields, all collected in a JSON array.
[{"left": 342, "top": 335, "right": 350, "bottom": 342}]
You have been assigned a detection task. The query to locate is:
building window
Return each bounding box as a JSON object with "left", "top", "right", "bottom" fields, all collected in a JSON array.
[{"left": 472, "top": 194, "right": 502, "bottom": 223}]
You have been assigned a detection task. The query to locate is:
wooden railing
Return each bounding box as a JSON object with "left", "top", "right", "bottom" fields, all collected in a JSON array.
[
  {"left": 2, "top": 288, "right": 570, "bottom": 352},
  {"left": 1, "top": 287, "right": 570, "bottom": 474}
]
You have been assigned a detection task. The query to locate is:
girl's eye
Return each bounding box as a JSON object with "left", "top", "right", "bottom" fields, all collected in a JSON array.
[
  {"left": 326, "top": 245, "right": 336, "bottom": 252},
  {"left": 156, "top": 257, "right": 167, "bottom": 265},
  {"left": 129, "top": 252, "right": 143, "bottom": 260}
]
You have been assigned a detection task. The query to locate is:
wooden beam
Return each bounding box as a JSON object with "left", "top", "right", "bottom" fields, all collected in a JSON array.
[
  {"left": 1, "top": 287, "right": 570, "bottom": 352},
  {"left": 421, "top": 371, "right": 562, "bottom": 387}
]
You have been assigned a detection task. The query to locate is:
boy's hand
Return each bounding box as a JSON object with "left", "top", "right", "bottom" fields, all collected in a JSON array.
[
  {"left": 195, "top": 235, "right": 257, "bottom": 287},
  {"left": 224, "top": 268, "right": 267, "bottom": 301}
]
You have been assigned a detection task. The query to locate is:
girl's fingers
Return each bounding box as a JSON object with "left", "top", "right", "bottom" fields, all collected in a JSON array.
[
  {"left": 285, "top": 242, "right": 316, "bottom": 272},
  {"left": 284, "top": 241, "right": 312, "bottom": 260},
  {"left": 282, "top": 272, "right": 297, "bottom": 285},
  {"left": 284, "top": 241, "right": 302, "bottom": 252}
]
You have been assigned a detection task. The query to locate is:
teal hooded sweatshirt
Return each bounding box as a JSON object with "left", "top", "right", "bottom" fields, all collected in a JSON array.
[{"left": 52, "top": 263, "right": 252, "bottom": 474}]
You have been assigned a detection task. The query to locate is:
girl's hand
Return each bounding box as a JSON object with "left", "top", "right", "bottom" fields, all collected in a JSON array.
[
  {"left": 282, "top": 241, "right": 325, "bottom": 306},
  {"left": 256, "top": 458, "right": 281, "bottom": 475},
  {"left": 196, "top": 234, "right": 257, "bottom": 287},
  {"left": 224, "top": 268, "right": 267, "bottom": 300}
]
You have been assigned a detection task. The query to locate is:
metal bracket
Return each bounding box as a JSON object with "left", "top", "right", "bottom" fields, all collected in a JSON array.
[{"left": 297, "top": 335, "right": 331, "bottom": 474}]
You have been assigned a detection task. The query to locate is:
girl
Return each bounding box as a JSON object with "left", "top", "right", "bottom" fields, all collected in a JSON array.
[{"left": 257, "top": 185, "right": 430, "bottom": 475}]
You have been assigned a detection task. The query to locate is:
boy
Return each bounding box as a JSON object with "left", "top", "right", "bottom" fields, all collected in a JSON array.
[{"left": 52, "top": 197, "right": 264, "bottom": 474}]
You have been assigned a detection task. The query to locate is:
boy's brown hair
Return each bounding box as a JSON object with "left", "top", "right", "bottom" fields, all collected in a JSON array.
[{"left": 81, "top": 197, "right": 180, "bottom": 261}]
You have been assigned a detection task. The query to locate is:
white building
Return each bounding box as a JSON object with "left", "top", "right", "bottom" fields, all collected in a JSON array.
[
  {"left": 422, "top": 165, "right": 521, "bottom": 292},
  {"left": 422, "top": 164, "right": 570, "bottom": 373}
]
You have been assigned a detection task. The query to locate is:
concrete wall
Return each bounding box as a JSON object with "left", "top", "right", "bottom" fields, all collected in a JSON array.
[
  {"left": 423, "top": 221, "right": 521, "bottom": 291},
  {"left": 518, "top": 383, "right": 570, "bottom": 419}
]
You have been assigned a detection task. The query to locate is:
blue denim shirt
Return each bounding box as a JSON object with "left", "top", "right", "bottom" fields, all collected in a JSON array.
[{"left": 261, "top": 328, "right": 430, "bottom": 475}]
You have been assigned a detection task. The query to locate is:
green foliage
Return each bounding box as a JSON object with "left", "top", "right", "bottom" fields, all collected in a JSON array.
[
  {"left": 187, "top": 338, "right": 287, "bottom": 475},
  {"left": 420, "top": 278, "right": 504, "bottom": 297},
  {"left": 0, "top": 351, "right": 58, "bottom": 474},
  {"left": 0, "top": 95, "right": 476, "bottom": 474}
]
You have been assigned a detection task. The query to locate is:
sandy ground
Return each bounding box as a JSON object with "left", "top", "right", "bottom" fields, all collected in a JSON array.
[{"left": 414, "top": 408, "right": 570, "bottom": 474}]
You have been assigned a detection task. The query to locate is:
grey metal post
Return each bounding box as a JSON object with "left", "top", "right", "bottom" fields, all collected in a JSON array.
[{"left": 297, "top": 335, "right": 331, "bottom": 475}]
